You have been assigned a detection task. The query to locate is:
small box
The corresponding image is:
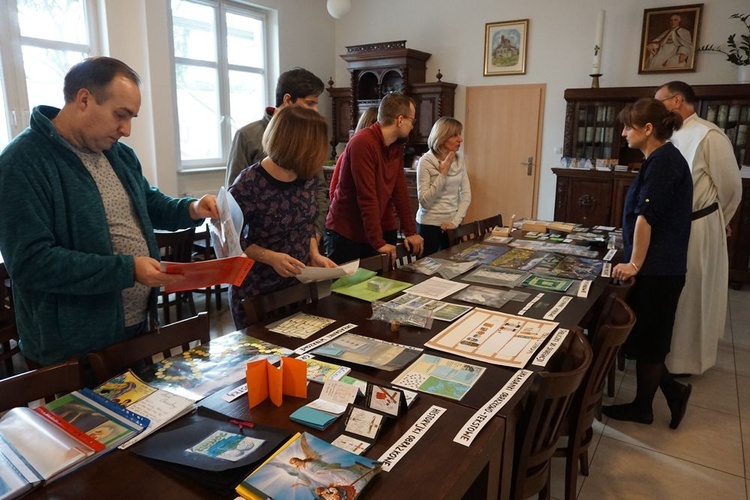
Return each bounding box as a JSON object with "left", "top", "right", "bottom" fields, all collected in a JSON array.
[
  {"left": 521, "top": 220, "right": 549, "bottom": 233},
  {"left": 491, "top": 226, "right": 512, "bottom": 237}
]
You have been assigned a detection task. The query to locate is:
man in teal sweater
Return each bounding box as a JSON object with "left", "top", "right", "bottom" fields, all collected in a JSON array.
[{"left": 0, "top": 57, "right": 218, "bottom": 366}]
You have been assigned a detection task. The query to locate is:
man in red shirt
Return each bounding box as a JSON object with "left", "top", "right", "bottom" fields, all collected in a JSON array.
[{"left": 326, "top": 93, "right": 424, "bottom": 264}]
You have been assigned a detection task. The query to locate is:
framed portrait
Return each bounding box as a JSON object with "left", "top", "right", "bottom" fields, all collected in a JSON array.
[
  {"left": 639, "top": 4, "right": 703, "bottom": 74},
  {"left": 484, "top": 19, "right": 529, "bottom": 76}
]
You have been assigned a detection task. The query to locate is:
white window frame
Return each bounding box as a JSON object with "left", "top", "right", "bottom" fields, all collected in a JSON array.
[
  {"left": 169, "top": 0, "right": 270, "bottom": 172},
  {"left": 0, "top": 0, "right": 100, "bottom": 143}
]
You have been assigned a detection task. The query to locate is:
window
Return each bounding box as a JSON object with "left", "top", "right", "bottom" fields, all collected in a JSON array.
[
  {"left": 0, "top": 0, "right": 99, "bottom": 151},
  {"left": 170, "top": 0, "right": 268, "bottom": 171}
]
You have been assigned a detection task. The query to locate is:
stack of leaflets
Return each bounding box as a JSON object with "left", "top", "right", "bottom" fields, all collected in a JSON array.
[
  {"left": 94, "top": 370, "right": 196, "bottom": 449},
  {"left": 236, "top": 432, "right": 381, "bottom": 500},
  {"left": 0, "top": 389, "right": 149, "bottom": 496},
  {"left": 463, "top": 265, "right": 530, "bottom": 288},
  {"left": 400, "top": 256, "right": 479, "bottom": 280}
]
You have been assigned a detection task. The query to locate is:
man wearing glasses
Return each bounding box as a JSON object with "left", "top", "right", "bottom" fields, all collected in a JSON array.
[
  {"left": 326, "top": 93, "right": 424, "bottom": 265},
  {"left": 654, "top": 81, "right": 742, "bottom": 375}
]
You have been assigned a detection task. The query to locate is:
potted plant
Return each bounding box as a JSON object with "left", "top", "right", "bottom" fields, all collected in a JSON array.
[{"left": 698, "top": 13, "right": 750, "bottom": 82}]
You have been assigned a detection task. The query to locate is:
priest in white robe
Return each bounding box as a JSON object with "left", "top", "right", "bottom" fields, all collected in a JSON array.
[{"left": 655, "top": 81, "right": 742, "bottom": 374}]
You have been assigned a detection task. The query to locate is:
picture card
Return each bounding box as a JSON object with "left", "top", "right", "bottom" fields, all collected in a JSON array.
[
  {"left": 330, "top": 434, "right": 372, "bottom": 455},
  {"left": 343, "top": 405, "right": 386, "bottom": 441},
  {"left": 365, "top": 384, "right": 404, "bottom": 418},
  {"left": 188, "top": 430, "right": 265, "bottom": 462}
]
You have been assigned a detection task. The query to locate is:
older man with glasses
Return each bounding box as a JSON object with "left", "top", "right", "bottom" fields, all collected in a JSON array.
[{"left": 654, "top": 81, "right": 742, "bottom": 375}]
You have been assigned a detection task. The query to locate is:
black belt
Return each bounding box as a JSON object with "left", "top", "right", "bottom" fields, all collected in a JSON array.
[{"left": 691, "top": 202, "right": 719, "bottom": 221}]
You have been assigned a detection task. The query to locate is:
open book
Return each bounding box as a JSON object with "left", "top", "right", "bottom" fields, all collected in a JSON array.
[
  {"left": 0, "top": 389, "right": 149, "bottom": 497},
  {"left": 94, "top": 370, "right": 196, "bottom": 449}
]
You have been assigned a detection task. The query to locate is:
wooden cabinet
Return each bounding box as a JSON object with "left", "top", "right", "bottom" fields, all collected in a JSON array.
[
  {"left": 563, "top": 84, "right": 750, "bottom": 167},
  {"left": 552, "top": 168, "right": 635, "bottom": 228},
  {"left": 326, "top": 41, "right": 456, "bottom": 161}
]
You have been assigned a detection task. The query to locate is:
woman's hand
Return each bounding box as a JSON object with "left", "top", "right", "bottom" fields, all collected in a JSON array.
[
  {"left": 440, "top": 221, "right": 456, "bottom": 231},
  {"left": 309, "top": 253, "right": 337, "bottom": 268},
  {"left": 612, "top": 262, "right": 639, "bottom": 281},
  {"left": 266, "top": 251, "right": 306, "bottom": 278},
  {"left": 438, "top": 151, "right": 455, "bottom": 175}
]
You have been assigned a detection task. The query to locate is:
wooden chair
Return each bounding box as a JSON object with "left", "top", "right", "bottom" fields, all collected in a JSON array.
[
  {"left": 88, "top": 312, "right": 210, "bottom": 385},
  {"left": 242, "top": 282, "right": 320, "bottom": 326},
  {"left": 393, "top": 243, "right": 417, "bottom": 270},
  {"left": 446, "top": 221, "right": 480, "bottom": 247},
  {"left": 155, "top": 227, "right": 197, "bottom": 324},
  {"left": 510, "top": 329, "right": 592, "bottom": 500},
  {"left": 581, "top": 276, "right": 636, "bottom": 397},
  {"left": 553, "top": 295, "right": 635, "bottom": 500},
  {"left": 0, "top": 264, "right": 19, "bottom": 376},
  {"left": 359, "top": 253, "right": 390, "bottom": 274},
  {"left": 0, "top": 358, "right": 83, "bottom": 411},
  {"left": 477, "top": 213, "right": 503, "bottom": 235}
]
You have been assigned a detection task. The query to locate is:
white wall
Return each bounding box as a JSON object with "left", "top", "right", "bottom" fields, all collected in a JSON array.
[
  {"left": 100, "top": 0, "right": 745, "bottom": 216},
  {"left": 333, "top": 0, "right": 746, "bottom": 218},
  {"left": 101, "top": 0, "right": 335, "bottom": 197}
]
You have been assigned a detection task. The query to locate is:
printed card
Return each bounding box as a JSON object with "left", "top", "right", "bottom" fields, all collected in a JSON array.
[
  {"left": 343, "top": 406, "right": 386, "bottom": 441},
  {"left": 188, "top": 430, "right": 265, "bottom": 462}
]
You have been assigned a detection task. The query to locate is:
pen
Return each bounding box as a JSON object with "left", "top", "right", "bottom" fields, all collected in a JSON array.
[{"left": 230, "top": 418, "right": 255, "bottom": 430}]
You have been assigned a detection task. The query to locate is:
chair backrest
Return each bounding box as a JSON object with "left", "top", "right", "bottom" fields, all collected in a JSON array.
[
  {"left": 0, "top": 264, "right": 20, "bottom": 374},
  {"left": 588, "top": 276, "right": 635, "bottom": 333},
  {"left": 242, "top": 282, "right": 320, "bottom": 326},
  {"left": 477, "top": 214, "right": 503, "bottom": 235},
  {"left": 511, "top": 329, "right": 592, "bottom": 500},
  {"left": 88, "top": 312, "right": 210, "bottom": 385},
  {"left": 359, "top": 253, "right": 390, "bottom": 274},
  {"left": 155, "top": 227, "right": 196, "bottom": 263},
  {"left": 0, "top": 358, "right": 84, "bottom": 411},
  {"left": 446, "top": 221, "right": 480, "bottom": 247},
  {"left": 393, "top": 243, "right": 417, "bottom": 270},
  {"left": 571, "top": 294, "right": 635, "bottom": 433}
]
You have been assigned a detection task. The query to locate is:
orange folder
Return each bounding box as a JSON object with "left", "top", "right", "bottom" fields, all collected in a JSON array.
[
  {"left": 246, "top": 356, "right": 307, "bottom": 409},
  {"left": 162, "top": 256, "right": 254, "bottom": 293}
]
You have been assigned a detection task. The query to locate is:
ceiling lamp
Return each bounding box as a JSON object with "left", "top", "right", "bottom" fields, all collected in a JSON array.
[{"left": 327, "top": 0, "right": 351, "bottom": 19}]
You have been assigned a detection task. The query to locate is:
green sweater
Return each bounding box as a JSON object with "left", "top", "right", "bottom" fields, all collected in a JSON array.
[{"left": 0, "top": 106, "right": 199, "bottom": 365}]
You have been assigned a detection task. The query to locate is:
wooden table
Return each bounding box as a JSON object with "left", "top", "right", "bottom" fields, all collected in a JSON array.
[{"left": 28, "top": 236, "right": 609, "bottom": 499}]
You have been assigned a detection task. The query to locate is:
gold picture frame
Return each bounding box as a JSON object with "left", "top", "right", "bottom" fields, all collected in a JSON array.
[
  {"left": 484, "top": 19, "right": 529, "bottom": 76},
  {"left": 639, "top": 4, "right": 703, "bottom": 73}
]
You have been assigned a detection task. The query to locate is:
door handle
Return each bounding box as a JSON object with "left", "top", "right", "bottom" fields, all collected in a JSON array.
[{"left": 519, "top": 157, "right": 532, "bottom": 176}]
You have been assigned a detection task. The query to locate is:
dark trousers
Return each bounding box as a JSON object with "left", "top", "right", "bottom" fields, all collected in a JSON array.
[
  {"left": 418, "top": 223, "right": 449, "bottom": 256},
  {"left": 326, "top": 229, "right": 398, "bottom": 265}
]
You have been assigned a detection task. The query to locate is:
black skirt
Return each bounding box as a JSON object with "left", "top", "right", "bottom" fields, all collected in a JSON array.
[{"left": 623, "top": 274, "right": 686, "bottom": 363}]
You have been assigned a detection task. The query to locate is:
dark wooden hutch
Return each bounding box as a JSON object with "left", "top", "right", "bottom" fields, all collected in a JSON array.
[
  {"left": 552, "top": 83, "right": 750, "bottom": 287},
  {"left": 326, "top": 40, "right": 456, "bottom": 163}
]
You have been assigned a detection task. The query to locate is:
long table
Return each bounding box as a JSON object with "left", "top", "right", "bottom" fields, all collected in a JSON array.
[{"left": 28, "top": 236, "right": 609, "bottom": 499}]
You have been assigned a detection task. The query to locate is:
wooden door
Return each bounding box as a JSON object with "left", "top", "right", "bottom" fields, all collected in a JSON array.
[{"left": 463, "top": 84, "right": 545, "bottom": 223}]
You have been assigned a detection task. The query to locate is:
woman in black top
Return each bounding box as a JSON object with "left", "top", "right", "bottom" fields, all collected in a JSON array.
[{"left": 602, "top": 98, "right": 693, "bottom": 429}]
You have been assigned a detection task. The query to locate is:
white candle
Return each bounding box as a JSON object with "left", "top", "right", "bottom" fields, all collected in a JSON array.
[{"left": 592, "top": 10, "right": 605, "bottom": 74}]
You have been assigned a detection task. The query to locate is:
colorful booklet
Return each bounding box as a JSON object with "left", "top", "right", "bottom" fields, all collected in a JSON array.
[
  {"left": 236, "top": 432, "right": 381, "bottom": 500},
  {"left": 312, "top": 333, "right": 423, "bottom": 371},
  {"left": 0, "top": 388, "right": 149, "bottom": 492},
  {"left": 94, "top": 370, "right": 196, "bottom": 449}
]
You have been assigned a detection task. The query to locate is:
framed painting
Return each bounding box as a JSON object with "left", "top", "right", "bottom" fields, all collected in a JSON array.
[
  {"left": 484, "top": 19, "right": 528, "bottom": 76},
  {"left": 639, "top": 4, "right": 703, "bottom": 73}
]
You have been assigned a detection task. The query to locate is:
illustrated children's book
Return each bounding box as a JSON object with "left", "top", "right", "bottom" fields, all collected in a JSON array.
[
  {"left": 449, "top": 243, "right": 510, "bottom": 264},
  {"left": 236, "top": 432, "right": 381, "bottom": 500}
]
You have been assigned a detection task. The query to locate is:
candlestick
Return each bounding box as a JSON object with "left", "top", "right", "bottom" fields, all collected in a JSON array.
[{"left": 592, "top": 10, "right": 605, "bottom": 74}]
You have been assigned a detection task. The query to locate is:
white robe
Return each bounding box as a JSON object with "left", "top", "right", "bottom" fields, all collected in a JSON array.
[{"left": 666, "top": 114, "right": 742, "bottom": 374}]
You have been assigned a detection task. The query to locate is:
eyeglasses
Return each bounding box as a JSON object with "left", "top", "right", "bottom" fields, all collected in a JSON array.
[
  {"left": 402, "top": 115, "right": 417, "bottom": 124},
  {"left": 659, "top": 95, "right": 676, "bottom": 102}
]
